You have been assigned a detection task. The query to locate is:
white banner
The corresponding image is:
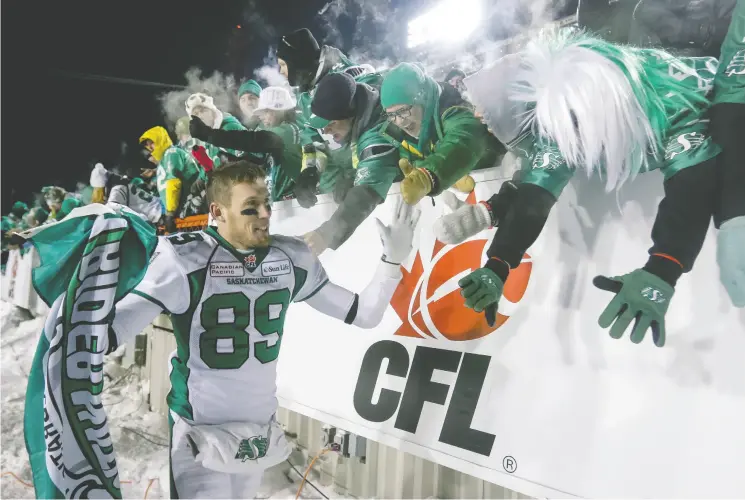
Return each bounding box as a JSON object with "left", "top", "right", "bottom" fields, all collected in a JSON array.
[{"left": 271, "top": 169, "right": 745, "bottom": 499}]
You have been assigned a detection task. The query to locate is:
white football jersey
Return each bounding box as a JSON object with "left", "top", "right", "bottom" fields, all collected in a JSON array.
[
  {"left": 113, "top": 227, "right": 328, "bottom": 425},
  {"left": 108, "top": 184, "right": 163, "bottom": 224}
]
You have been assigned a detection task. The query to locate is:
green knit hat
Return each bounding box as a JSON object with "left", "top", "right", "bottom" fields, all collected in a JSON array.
[
  {"left": 380, "top": 62, "right": 441, "bottom": 151},
  {"left": 380, "top": 63, "right": 430, "bottom": 109},
  {"left": 11, "top": 201, "right": 29, "bottom": 218},
  {"left": 238, "top": 80, "right": 262, "bottom": 97}
]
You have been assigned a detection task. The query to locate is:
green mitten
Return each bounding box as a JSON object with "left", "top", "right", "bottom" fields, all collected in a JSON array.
[
  {"left": 593, "top": 268, "right": 675, "bottom": 347},
  {"left": 458, "top": 267, "right": 504, "bottom": 323}
]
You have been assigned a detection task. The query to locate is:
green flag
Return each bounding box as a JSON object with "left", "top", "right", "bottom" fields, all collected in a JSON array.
[{"left": 22, "top": 204, "right": 157, "bottom": 499}]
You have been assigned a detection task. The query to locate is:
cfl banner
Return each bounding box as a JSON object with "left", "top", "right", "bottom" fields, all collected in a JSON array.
[
  {"left": 271, "top": 169, "right": 745, "bottom": 499},
  {"left": 23, "top": 205, "right": 157, "bottom": 499}
]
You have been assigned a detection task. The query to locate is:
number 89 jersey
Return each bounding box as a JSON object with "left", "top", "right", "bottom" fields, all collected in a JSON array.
[{"left": 113, "top": 226, "right": 329, "bottom": 426}]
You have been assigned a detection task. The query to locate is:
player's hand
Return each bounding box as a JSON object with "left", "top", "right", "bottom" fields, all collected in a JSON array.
[
  {"left": 594, "top": 268, "right": 674, "bottom": 347},
  {"left": 304, "top": 230, "right": 328, "bottom": 257},
  {"left": 398, "top": 158, "right": 433, "bottom": 205},
  {"left": 717, "top": 215, "right": 745, "bottom": 307},
  {"left": 376, "top": 197, "right": 421, "bottom": 265},
  {"left": 164, "top": 214, "right": 178, "bottom": 234}
]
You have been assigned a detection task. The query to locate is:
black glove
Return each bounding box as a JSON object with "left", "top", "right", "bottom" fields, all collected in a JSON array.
[
  {"left": 488, "top": 180, "right": 519, "bottom": 225},
  {"left": 9, "top": 233, "right": 26, "bottom": 247},
  {"left": 164, "top": 214, "right": 178, "bottom": 234},
  {"left": 294, "top": 167, "right": 320, "bottom": 209},
  {"left": 190, "top": 178, "right": 207, "bottom": 196},
  {"left": 332, "top": 173, "right": 355, "bottom": 204},
  {"left": 189, "top": 116, "right": 214, "bottom": 143}
]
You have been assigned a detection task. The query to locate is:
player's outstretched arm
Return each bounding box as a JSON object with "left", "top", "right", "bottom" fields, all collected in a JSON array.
[
  {"left": 111, "top": 238, "right": 190, "bottom": 345},
  {"left": 304, "top": 197, "right": 421, "bottom": 328}
]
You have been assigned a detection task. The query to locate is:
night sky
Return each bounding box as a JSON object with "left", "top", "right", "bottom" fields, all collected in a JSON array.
[
  {"left": 1, "top": 0, "right": 336, "bottom": 211},
  {"left": 2, "top": 0, "right": 574, "bottom": 213}
]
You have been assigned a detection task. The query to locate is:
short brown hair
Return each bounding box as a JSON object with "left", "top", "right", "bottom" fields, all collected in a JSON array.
[{"left": 207, "top": 160, "right": 266, "bottom": 206}]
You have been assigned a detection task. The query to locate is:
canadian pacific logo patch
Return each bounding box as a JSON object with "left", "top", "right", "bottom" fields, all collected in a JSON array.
[{"left": 210, "top": 262, "right": 245, "bottom": 277}]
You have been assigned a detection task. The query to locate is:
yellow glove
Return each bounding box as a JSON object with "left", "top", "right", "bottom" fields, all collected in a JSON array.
[
  {"left": 398, "top": 158, "right": 433, "bottom": 205},
  {"left": 164, "top": 178, "right": 182, "bottom": 214},
  {"left": 301, "top": 147, "right": 328, "bottom": 172},
  {"left": 452, "top": 174, "right": 475, "bottom": 193},
  {"left": 91, "top": 187, "right": 106, "bottom": 204}
]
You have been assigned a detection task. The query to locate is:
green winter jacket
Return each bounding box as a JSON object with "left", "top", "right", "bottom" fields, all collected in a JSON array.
[
  {"left": 712, "top": 0, "right": 745, "bottom": 105},
  {"left": 295, "top": 46, "right": 384, "bottom": 149},
  {"left": 156, "top": 145, "right": 207, "bottom": 217},
  {"left": 380, "top": 84, "right": 493, "bottom": 195},
  {"left": 313, "top": 83, "right": 400, "bottom": 250},
  {"left": 182, "top": 138, "right": 222, "bottom": 169},
  {"left": 319, "top": 147, "right": 355, "bottom": 194},
  {"left": 257, "top": 121, "right": 303, "bottom": 201}
]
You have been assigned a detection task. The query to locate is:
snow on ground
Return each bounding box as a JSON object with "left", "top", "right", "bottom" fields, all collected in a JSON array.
[{"left": 0, "top": 300, "right": 344, "bottom": 499}]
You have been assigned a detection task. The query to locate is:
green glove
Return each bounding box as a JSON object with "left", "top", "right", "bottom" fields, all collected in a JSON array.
[
  {"left": 458, "top": 268, "right": 504, "bottom": 326},
  {"left": 593, "top": 269, "right": 675, "bottom": 347}
]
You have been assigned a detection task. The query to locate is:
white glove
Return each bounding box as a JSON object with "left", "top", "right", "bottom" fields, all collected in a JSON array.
[
  {"left": 433, "top": 190, "right": 491, "bottom": 244},
  {"left": 90, "top": 163, "right": 108, "bottom": 188},
  {"left": 375, "top": 197, "right": 421, "bottom": 265}
]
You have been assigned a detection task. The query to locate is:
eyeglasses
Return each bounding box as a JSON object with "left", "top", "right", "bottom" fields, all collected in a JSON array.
[{"left": 386, "top": 105, "right": 414, "bottom": 122}]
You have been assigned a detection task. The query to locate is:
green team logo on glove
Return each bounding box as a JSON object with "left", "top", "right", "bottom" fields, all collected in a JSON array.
[
  {"left": 640, "top": 286, "right": 667, "bottom": 304},
  {"left": 531, "top": 145, "right": 563, "bottom": 170},
  {"left": 479, "top": 273, "right": 498, "bottom": 287},
  {"left": 235, "top": 436, "right": 268, "bottom": 462}
]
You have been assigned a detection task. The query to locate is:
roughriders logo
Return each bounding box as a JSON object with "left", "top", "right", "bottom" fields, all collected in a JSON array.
[
  {"left": 665, "top": 131, "right": 705, "bottom": 160},
  {"left": 235, "top": 436, "right": 268, "bottom": 462},
  {"left": 391, "top": 191, "right": 533, "bottom": 341},
  {"left": 725, "top": 49, "right": 745, "bottom": 77}
]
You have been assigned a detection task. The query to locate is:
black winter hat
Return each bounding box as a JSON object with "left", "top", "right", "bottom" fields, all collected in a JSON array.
[
  {"left": 309, "top": 73, "right": 358, "bottom": 127},
  {"left": 445, "top": 68, "right": 466, "bottom": 81},
  {"left": 277, "top": 28, "right": 321, "bottom": 67}
]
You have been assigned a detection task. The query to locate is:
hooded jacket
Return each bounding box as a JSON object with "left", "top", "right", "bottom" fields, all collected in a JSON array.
[
  {"left": 295, "top": 47, "right": 384, "bottom": 149},
  {"left": 313, "top": 83, "right": 400, "bottom": 250},
  {"left": 140, "top": 126, "right": 206, "bottom": 217},
  {"left": 380, "top": 64, "right": 492, "bottom": 195}
]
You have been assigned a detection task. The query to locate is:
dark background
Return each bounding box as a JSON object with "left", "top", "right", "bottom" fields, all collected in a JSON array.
[{"left": 2, "top": 0, "right": 576, "bottom": 212}]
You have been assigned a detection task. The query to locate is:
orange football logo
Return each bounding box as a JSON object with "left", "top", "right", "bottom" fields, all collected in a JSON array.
[{"left": 391, "top": 191, "right": 532, "bottom": 341}]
